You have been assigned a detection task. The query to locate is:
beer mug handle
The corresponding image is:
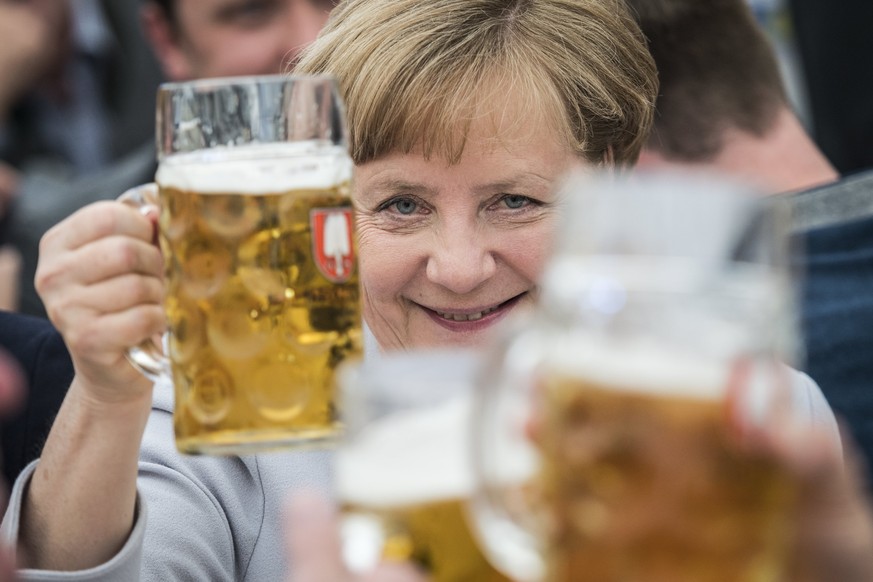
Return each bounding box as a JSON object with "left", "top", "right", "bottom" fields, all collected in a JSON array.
[
  {"left": 117, "top": 183, "right": 171, "bottom": 383},
  {"left": 468, "top": 322, "right": 547, "bottom": 582}
]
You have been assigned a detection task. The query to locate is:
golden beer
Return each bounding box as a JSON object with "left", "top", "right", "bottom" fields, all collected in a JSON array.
[
  {"left": 156, "top": 143, "right": 362, "bottom": 454},
  {"left": 338, "top": 395, "right": 510, "bottom": 582},
  {"left": 540, "top": 343, "right": 795, "bottom": 582},
  {"left": 342, "top": 499, "right": 509, "bottom": 582}
]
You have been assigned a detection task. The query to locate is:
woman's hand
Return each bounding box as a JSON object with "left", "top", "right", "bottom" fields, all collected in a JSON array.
[
  {"left": 19, "top": 200, "right": 164, "bottom": 570},
  {"left": 35, "top": 200, "right": 164, "bottom": 404}
]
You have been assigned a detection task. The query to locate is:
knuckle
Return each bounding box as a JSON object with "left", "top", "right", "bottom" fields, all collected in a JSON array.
[
  {"left": 90, "top": 203, "right": 123, "bottom": 236},
  {"left": 34, "top": 260, "right": 63, "bottom": 295},
  {"left": 116, "top": 242, "right": 140, "bottom": 272},
  {"left": 64, "top": 327, "right": 87, "bottom": 353},
  {"left": 127, "top": 276, "right": 159, "bottom": 305}
]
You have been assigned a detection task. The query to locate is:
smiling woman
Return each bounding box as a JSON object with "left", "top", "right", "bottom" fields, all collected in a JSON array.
[
  {"left": 2, "top": 1, "right": 660, "bottom": 581},
  {"left": 351, "top": 113, "right": 570, "bottom": 349},
  {"left": 295, "top": 0, "right": 658, "bottom": 351}
]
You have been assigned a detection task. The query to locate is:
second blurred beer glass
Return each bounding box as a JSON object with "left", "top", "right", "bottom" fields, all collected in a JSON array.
[
  {"left": 336, "top": 350, "right": 510, "bottom": 582},
  {"left": 471, "top": 171, "right": 798, "bottom": 582},
  {"left": 124, "top": 75, "right": 362, "bottom": 454}
]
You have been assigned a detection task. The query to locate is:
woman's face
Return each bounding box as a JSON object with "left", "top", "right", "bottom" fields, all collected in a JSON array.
[{"left": 354, "top": 113, "right": 577, "bottom": 350}]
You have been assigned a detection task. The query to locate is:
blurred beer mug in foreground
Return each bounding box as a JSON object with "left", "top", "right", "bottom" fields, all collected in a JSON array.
[
  {"left": 336, "top": 350, "right": 511, "bottom": 582},
  {"left": 471, "top": 170, "right": 798, "bottom": 582},
  {"left": 122, "top": 75, "right": 362, "bottom": 455}
]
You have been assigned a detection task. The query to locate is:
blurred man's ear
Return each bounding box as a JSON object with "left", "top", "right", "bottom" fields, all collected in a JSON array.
[
  {"left": 141, "top": 2, "right": 193, "bottom": 81},
  {"left": 635, "top": 147, "right": 678, "bottom": 171}
]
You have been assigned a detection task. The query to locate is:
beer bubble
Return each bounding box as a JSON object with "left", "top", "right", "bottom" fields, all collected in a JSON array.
[
  {"left": 166, "top": 294, "right": 206, "bottom": 364},
  {"left": 184, "top": 359, "right": 234, "bottom": 425},
  {"left": 160, "top": 189, "right": 197, "bottom": 241},
  {"left": 237, "top": 229, "right": 307, "bottom": 303},
  {"left": 199, "top": 193, "right": 263, "bottom": 239},
  {"left": 206, "top": 282, "right": 271, "bottom": 359},
  {"left": 278, "top": 189, "right": 322, "bottom": 225},
  {"left": 178, "top": 233, "right": 232, "bottom": 299},
  {"left": 247, "top": 351, "right": 314, "bottom": 422}
]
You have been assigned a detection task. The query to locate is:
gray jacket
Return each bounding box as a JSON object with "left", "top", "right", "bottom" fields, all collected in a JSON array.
[{"left": 2, "top": 366, "right": 839, "bottom": 581}]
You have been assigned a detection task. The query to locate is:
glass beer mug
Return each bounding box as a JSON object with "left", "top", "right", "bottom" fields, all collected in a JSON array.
[
  {"left": 122, "top": 75, "right": 362, "bottom": 454},
  {"left": 470, "top": 170, "right": 798, "bottom": 582},
  {"left": 336, "top": 350, "right": 511, "bottom": 582}
]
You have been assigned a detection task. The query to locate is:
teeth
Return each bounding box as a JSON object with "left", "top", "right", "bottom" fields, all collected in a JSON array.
[{"left": 436, "top": 305, "right": 499, "bottom": 321}]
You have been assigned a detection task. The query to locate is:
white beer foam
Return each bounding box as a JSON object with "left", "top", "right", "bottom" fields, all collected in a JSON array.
[
  {"left": 156, "top": 142, "right": 353, "bottom": 194},
  {"left": 548, "top": 334, "right": 730, "bottom": 401},
  {"left": 337, "top": 395, "right": 475, "bottom": 508}
]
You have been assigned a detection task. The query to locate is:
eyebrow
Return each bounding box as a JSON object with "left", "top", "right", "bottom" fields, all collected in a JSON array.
[
  {"left": 364, "top": 179, "right": 439, "bottom": 198},
  {"left": 364, "top": 173, "right": 554, "bottom": 199}
]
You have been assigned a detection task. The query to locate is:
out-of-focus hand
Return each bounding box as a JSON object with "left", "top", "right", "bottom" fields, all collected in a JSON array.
[
  {"left": 35, "top": 201, "right": 164, "bottom": 404},
  {"left": 728, "top": 371, "right": 873, "bottom": 582},
  {"left": 285, "top": 492, "right": 429, "bottom": 582},
  {"left": 0, "top": 1, "right": 67, "bottom": 117}
]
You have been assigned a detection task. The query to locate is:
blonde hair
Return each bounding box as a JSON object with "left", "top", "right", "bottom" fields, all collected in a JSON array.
[{"left": 295, "top": 0, "right": 657, "bottom": 166}]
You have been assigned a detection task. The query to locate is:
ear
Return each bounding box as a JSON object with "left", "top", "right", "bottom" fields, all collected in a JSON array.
[
  {"left": 141, "top": 2, "right": 194, "bottom": 81},
  {"left": 635, "top": 147, "right": 673, "bottom": 170}
]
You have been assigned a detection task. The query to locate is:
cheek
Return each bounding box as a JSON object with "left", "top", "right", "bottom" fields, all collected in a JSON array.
[
  {"left": 357, "top": 227, "right": 421, "bottom": 299},
  {"left": 198, "top": 35, "right": 290, "bottom": 77},
  {"left": 499, "top": 221, "right": 558, "bottom": 281}
]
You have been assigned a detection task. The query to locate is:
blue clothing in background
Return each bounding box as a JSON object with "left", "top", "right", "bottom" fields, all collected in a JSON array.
[
  {"left": 0, "top": 311, "right": 72, "bottom": 485},
  {"left": 794, "top": 170, "right": 873, "bottom": 484}
]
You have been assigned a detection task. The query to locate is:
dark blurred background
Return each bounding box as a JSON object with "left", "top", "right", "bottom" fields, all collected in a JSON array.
[{"left": 751, "top": 0, "right": 873, "bottom": 176}]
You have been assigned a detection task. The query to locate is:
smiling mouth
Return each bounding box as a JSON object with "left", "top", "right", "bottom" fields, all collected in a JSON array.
[
  {"left": 426, "top": 293, "right": 526, "bottom": 323},
  {"left": 434, "top": 305, "right": 501, "bottom": 322}
]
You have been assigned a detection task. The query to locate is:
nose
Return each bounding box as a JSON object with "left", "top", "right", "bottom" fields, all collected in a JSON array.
[
  {"left": 426, "top": 223, "right": 497, "bottom": 296},
  {"left": 284, "top": 1, "right": 332, "bottom": 62}
]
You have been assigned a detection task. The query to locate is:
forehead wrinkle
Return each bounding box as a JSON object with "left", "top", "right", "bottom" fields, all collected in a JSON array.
[{"left": 363, "top": 177, "right": 439, "bottom": 199}]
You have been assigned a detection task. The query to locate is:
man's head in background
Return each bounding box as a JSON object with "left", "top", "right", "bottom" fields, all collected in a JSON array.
[
  {"left": 141, "top": 0, "right": 335, "bottom": 80},
  {"left": 626, "top": 0, "right": 837, "bottom": 193}
]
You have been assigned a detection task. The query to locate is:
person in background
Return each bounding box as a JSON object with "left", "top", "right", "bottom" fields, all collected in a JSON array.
[
  {"left": 789, "top": 0, "right": 873, "bottom": 176},
  {"left": 0, "top": 310, "right": 73, "bottom": 487},
  {"left": 0, "top": 0, "right": 163, "bottom": 316},
  {"left": 4, "top": 0, "right": 335, "bottom": 317},
  {"left": 0, "top": 0, "right": 337, "bottom": 488},
  {"left": 625, "top": 0, "right": 873, "bottom": 492},
  {"left": 3, "top": 0, "right": 662, "bottom": 579},
  {"left": 626, "top": 0, "right": 838, "bottom": 195},
  {"left": 141, "top": 0, "right": 334, "bottom": 79},
  {"left": 0, "top": 349, "right": 25, "bottom": 582}
]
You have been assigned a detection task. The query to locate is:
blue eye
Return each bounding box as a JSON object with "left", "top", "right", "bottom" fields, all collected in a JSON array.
[
  {"left": 503, "top": 195, "right": 529, "bottom": 209},
  {"left": 393, "top": 199, "right": 418, "bottom": 215}
]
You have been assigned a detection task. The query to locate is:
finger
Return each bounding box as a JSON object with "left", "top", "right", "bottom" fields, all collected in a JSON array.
[
  {"left": 37, "top": 235, "right": 163, "bottom": 297},
  {"left": 47, "top": 273, "right": 164, "bottom": 321},
  {"left": 60, "top": 305, "right": 166, "bottom": 366},
  {"left": 39, "top": 201, "right": 155, "bottom": 256},
  {"left": 790, "top": 428, "right": 873, "bottom": 582},
  {"left": 725, "top": 359, "right": 795, "bottom": 449},
  {"left": 284, "top": 491, "right": 347, "bottom": 582}
]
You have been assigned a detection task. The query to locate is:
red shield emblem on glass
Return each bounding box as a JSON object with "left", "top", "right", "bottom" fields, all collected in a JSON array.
[{"left": 311, "top": 207, "right": 355, "bottom": 283}]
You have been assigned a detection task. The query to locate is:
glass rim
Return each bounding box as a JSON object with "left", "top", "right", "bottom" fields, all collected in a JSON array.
[{"left": 157, "top": 73, "right": 339, "bottom": 94}]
